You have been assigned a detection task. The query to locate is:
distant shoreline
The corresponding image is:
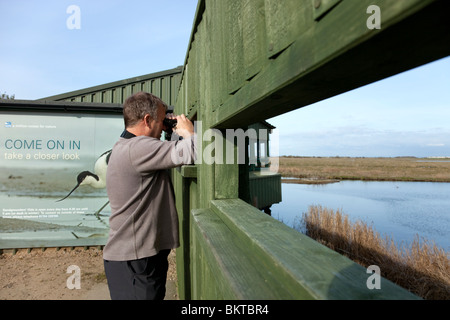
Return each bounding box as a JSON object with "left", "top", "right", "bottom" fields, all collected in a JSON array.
[
  {"left": 276, "top": 156, "right": 450, "bottom": 183},
  {"left": 281, "top": 177, "right": 340, "bottom": 185}
]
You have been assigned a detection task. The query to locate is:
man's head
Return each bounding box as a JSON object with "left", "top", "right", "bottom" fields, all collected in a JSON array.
[
  {"left": 122, "top": 92, "right": 169, "bottom": 139},
  {"left": 123, "top": 92, "right": 168, "bottom": 128}
]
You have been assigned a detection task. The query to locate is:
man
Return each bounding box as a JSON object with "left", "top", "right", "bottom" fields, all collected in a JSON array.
[{"left": 103, "top": 91, "right": 196, "bottom": 300}]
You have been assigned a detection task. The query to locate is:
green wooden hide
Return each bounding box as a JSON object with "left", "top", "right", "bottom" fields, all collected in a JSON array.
[{"left": 173, "top": 0, "right": 449, "bottom": 299}]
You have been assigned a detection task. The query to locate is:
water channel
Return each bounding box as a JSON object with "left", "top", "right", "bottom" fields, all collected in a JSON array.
[{"left": 271, "top": 181, "right": 450, "bottom": 251}]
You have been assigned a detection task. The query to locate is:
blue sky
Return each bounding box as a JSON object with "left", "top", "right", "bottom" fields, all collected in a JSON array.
[
  {"left": 268, "top": 56, "right": 450, "bottom": 157},
  {"left": 0, "top": 0, "right": 198, "bottom": 99},
  {"left": 1, "top": 0, "right": 449, "bottom": 158}
]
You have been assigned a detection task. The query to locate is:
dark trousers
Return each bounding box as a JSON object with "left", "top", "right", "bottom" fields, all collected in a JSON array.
[{"left": 104, "top": 249, "right": 170, "bottom": 300}]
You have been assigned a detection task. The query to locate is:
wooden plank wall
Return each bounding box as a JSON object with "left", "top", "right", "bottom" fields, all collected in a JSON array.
[
  {"left": 40, "top": 67, "right": 183, "bottom": 106},
  {"left": 173, "top": 0, "right": 449, "bottom": 299}
]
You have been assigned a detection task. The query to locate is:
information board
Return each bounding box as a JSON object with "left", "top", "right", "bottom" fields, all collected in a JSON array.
[{"left": 0, "top": 107, "right": 123, "bottom": 249}]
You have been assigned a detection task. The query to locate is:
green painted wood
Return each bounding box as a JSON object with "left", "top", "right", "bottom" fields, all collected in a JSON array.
[
  {"left": 243, "top": 0, "right": 266, "bottom": 81},
  {"left": 190, "top": 207, "right": 316, "bottom": 299},
  {"left": 171, "top": 0, "right": 448, "bottom": 300},
  {"left": 209, "top": 0, "right": 229, "bottom": 112},
  {"left": 196, "top": 12, "right": 236, "bottom": 208},
  {"left": 177, "top": 165, "right": 197, "bottom": 178},
  {"left": 249, "top": 172, "right": 282, "bottom": 209},
  {"left": 225, "top": 0, "right": 245, "bottom": 95},
  {"left": 40, "top": 67, "right": 182, "bottom": 106},
  {"left": 214, "top": 133, "right": 239, "bottom": 200},
  {"left": 211, "top": 0, "right": 450, "bottom": 128},
  {"left": 313, "top": 0, "right": 343, "bottom": 21},
  {"left": 172, "top": 168, "right": 187, "bottom": 299},
  {"left": 173, "top": 166, "right": 199, "bottom": 300},
  {"left": 264, "top": 0, "right": 310, "bottom": 58},
  {"left": 187, "top": 43, "right": 197, "bottom": 110}
]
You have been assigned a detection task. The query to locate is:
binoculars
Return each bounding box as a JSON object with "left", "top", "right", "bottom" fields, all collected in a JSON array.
[
  {"left": 164, "top": 107, "right": 177, "bottom": 132},
  {"left": 163, "top": 118, "right": 177, "bottom": 130},
  {"left": 163, "top": 108, "right": 177, "bottom": 141}
]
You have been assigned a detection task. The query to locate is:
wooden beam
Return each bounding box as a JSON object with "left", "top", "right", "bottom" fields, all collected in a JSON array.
[
  {"left": 211, "top": 0, "right": 450, "bottom": 128},
  {"left": 186, "top": 198, "right": 420, "bottom": 299}
]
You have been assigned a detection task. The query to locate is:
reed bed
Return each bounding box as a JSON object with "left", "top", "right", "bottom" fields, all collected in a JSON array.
[{"left": 301, "top": 205, "right": 450, "bottom": 300}]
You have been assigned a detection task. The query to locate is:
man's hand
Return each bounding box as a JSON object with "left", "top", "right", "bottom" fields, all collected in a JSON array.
[{"left": 173, "top": 114, "right": 194, "bottom": 138}]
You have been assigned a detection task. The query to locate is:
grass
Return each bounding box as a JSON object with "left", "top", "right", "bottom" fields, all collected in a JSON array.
[
  {"left": 300, "top": 205, "right": 450, "bottom": 300},
  {"left": 277, "top": 156, "right": 450, "bottom": 183}
]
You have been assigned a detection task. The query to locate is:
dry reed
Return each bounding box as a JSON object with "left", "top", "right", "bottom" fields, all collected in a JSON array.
[{"left": 301, "top": 205, "right": 450, "bottom": 300}]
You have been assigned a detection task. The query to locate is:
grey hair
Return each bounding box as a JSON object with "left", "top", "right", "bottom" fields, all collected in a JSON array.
[{"left": 123, "top": 92, "right": 168, "bottom": 128}]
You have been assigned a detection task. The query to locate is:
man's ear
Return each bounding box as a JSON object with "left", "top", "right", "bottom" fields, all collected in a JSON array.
[{"left": 144, "top": 114, "right": 153, "bottom": 127}]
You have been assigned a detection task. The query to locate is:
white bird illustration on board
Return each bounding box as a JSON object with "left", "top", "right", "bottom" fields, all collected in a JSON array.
[{"left": 57, "top": 149, "right": 112, "bottom": 218}]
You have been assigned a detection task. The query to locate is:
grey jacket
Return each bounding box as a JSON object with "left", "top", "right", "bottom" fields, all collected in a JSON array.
[{"left": 103, "top": 134, "right": 196, "bottom": 261}]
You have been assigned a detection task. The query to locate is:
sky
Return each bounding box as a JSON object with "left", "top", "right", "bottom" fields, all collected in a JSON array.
[
  {"left": 268, "top": 56, "right": 450, "bottom": 158},
  {"left": 1, "top": 0, "right": 449, "bottom": 158},
  {"left": 0, "top": 0, "right": 198, "bottom": 98}
]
